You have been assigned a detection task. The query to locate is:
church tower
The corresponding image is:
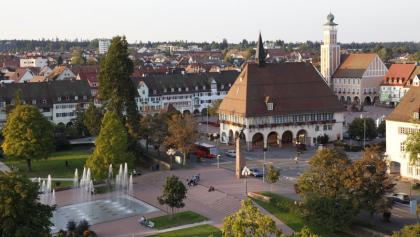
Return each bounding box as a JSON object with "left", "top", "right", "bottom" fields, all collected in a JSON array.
[{"left": 320, "top": 13, "right": 340, "bottom": 87}]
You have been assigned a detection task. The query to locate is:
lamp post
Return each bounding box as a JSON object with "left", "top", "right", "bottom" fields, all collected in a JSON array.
[
  {"left": 360, "top": 114, "right": 366, "bottom": 148},
  {"left": 217, "top": 154, "right": 220, "bottom": 169},
  {"left": 242, "top": 166, "right": 251, "bottom": 196},
  {"left": 263, "top": 147, "right": 267, "bottom": 183},
  {"left": 166, "top": 148, "right": 176, "bottom": 170}
]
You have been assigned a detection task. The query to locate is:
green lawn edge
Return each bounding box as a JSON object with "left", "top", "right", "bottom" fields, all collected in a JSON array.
[
  {"left": 150, "top": 211, "right": 208, "bottom": 230},
  {"left": 252, "top": 192, "right": 355, "bottom": 237},
  {"left": 147, "top": 224, "right": 221, "bottom": 237}
]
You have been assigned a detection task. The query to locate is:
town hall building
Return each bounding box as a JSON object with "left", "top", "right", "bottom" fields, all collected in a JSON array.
[{"left": 218, "top": 33, "right": 345, "bottom": 149}]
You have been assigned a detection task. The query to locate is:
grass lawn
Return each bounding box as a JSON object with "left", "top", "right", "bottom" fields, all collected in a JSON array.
[
  {"left": 148, "top": 224, "right": 221, "bottom": 237},
  {"left": 252, "top": 192, "right": 355, "bottom": 237},
  {"left": 4, "top": 149, "right": 91, "bottom": 181},
  {"left": 150, "top": 211, "right": 208, "bottom": 230}
]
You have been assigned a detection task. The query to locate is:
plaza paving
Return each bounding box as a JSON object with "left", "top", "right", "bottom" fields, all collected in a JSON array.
[{"left": 54, "top": 166, "right": 294, "bottom": 237}]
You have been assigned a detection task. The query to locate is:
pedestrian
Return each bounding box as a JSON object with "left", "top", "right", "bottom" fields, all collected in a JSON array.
[{"left": 65, "top": 160, "right": 69, "bottom": 168}]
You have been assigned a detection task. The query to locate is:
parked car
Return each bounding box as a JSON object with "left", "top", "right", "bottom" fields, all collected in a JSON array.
[
  {"left": 249, "top": 168, "right": 263, "bottom": 177},
  {"left": 225, "top": 150, "right": 236, "bottom": 158},
  {"left": 392, "top": 193, "right": 410, "bottom": 204}
]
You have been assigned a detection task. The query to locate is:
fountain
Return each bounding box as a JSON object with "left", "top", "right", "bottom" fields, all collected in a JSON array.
[{"left": 73, "top": 169, "right": 78, "bottom": 188}]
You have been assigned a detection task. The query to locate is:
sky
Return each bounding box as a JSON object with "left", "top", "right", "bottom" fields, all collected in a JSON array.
[{"left": 1, "top": 0, "right": 419, "bottom": 43}]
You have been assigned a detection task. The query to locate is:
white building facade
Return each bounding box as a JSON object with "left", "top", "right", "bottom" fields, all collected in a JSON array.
[
  {"left": 20, "top": 57, "right": 48, "bottom": 68},
  {"left": 99, "top": 39, "right": 111, "bottom": 55}
]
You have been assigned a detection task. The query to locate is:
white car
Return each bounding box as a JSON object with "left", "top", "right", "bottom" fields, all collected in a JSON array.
[{"left": 225, "top": 150, "right": 236, "bottom": 158}]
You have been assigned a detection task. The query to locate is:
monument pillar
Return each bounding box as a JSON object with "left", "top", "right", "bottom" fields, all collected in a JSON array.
[{"left": 235, "top": 137, "right": 246, "bottom": 179}]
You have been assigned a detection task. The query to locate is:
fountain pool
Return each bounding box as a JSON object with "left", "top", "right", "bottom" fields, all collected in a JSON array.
[{"left": 51, "top": 195, "right": 158, "bottom": 232}]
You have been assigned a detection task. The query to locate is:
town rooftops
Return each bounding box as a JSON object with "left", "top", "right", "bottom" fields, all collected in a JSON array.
[
  {"left": 132, "top": 71, "right": 240, "bottom": 96},
  {"left": 332, "top": 53, "right": 378, "bottom": 78},
  {"left": 0, "top": 80, "right": 92, "bottom": 107},
  {"left": 218, "top": 62, "right": 345, "bottom": 117},
  {"left": 386, "top": 86, "right": 420, "bottom": 123},
  {"left": 382, "top": 64, "right": 416, "bottom": 86}
]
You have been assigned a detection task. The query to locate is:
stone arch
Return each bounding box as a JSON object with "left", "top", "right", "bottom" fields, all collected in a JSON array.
[
  {"left": 346, "top": 96, "right": 352, "bottom": 104},
  {"left": 221, "top": 132, "right": 227, "bottom": 143},
  {"left": 201, "top": 108, "right": 208, "bottom": 116},
  {"left": 252, "top": 133, "right": 264, "bottom": 149},
  {"left": 235, "top": 131, "right": 240, "bottom": 139},
  {"left": 228, "top": 130, "right": 234, "bottom": 144},
  {"left": 340, "top": 96, "right": 345, "bottom": 103},
  {"left": 389, "top": 161, "right": 401, "bottom": 175},
  {"left": 193, "top": 109, "right": 200, "bottom": 115},
  {"left": 281, "top": 130, "right": 293, "bottom": 145},
  {"left": 364, "top": 96, "right": 372, "bottom": 105},
  {"left": 373, "top": 96, "right": 379, "bottom": 105},
  {"left": 267, "top": 132, "right": 280, "bottom": 147},
  {"left": 296, "top": 129, "right": 308, "bottom": 144},
  {"left": 183, "top": 110, "right": 191, "bottom": 115},
  {"left": 354, "top": 96, "right": 360, "bottom": 104}
]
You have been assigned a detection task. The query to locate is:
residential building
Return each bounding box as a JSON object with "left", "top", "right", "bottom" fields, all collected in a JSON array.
[
  {"left": 99, "top": 39, "right": 111, "bottom": 54},
  {"left": 385, "top": 84, "right": 420, "bottom": 180},
  {"left": 320, "top": 13, "right": 388, "bottom": 104},
  {"left": 379, "top": 64, "right": 417, "bottom": 106},
  {"left": 218, "top": 34, "right": 345, "bottom": 149},
  {"left": 4, "top": 68, "right": 34, "bottom": 83},
  {"left": 0, "top": 80, "right": 92, "bottom": 127},
  {"left": 133, "top": 70, "right": 239, "bottom": 115},
  {"left": 46, "top": 66, "right": 76, "bottom": 81},
  {"left": 332, "top": 54, "right": 388, "bottom": 104},
  {"left": 20, "top": 57, "right": 48, "bottom": 68}
]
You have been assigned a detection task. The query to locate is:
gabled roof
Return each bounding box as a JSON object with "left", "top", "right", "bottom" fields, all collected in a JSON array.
[
  {"left": 406, "top": 66, "right": 420, "bottom": 87},
  {"left": 382, "top": 64, "right": 416, "bottom": 86},
  {"left": 7, "top": 68, "right": 32, "bottom": 82},
  {"left": 219, "top": 62, "right": 345, "bottom": 117},
  {"left": 47, "top": 66, "right": 74, "bottom": 81},
  {"left": 333, "top": 53, "right": 378, "bottom": 78},
  {"left": 386, "top": 86, "right": 420, "bottom": 123}
]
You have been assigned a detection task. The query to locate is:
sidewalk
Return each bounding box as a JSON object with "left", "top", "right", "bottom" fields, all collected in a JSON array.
[
  {"left": 117, "top": 221, "right": 214, "bottom": 237},
  {"left": 0, "top": 160, "right": 10, "bottom": 173}
]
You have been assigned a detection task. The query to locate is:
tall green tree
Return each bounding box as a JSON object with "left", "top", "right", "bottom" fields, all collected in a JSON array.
[
  {"left": 222, "top": 199, "right": 282, "bottom": 237},
  {"left": 0, "top": 172, "right": 55, "bottom": 237},
  {"left": 157, "top": 175, "right": 187, "bottom": 215},
  {"left": 164, "top": 114, "right": 198, "bottom": 165},
  {"left": 265, "top": 164, "right": 280, "bottom": 192},
  {"left": 348, "top": 117, "right": 377, "bottom": 142},
  {"left": 345, "top": 145, "right": 395, "bottom": 216},
  {"left": 83, "top": 103, "right": 102, "bottom": 136},
  {"left": 86, "top": 110, "right": 134, "bottom": 180},
  {"left": 98, "top": 36, "right": 139, "bottom": 138},
  {"left": 71, "top": 48, "right": 85, "bottom": 65},
  {"left": 405, "top": 130, "right": 420, "bottom": 165},
  {"left": 2, "top": 105, "right": 54, "bottom": 171}
]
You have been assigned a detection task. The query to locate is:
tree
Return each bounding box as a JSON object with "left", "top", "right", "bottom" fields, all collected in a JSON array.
[
  {"left": 348, "top": 117, "right": 378, "bottom": 143},
  {"left": 295, "top": 226, "right": 319, "bottom": 237},
  {"left": 71, "top": 48, "right": 85, "bottom": 65},
  {"left": 86, "top": 110, "right": 135, "bottom": 180},
  {"left": 222, "top": 199, "right": 282, "bottom": 237},
  {"left": 392, "top": 224, "right": 420, "bottom": 237},
  {"left": 345, "top": 145, "right": 395, "bottom": 216},
  {"left": 265, "top": 164, "right": 280, "bottom": 192},
  {"left": 0, "top": 172, "right": 55, "bottom": 237},
  {"left": 208, "top": 99, "right": 223, "bottom": 116},
  {"left": 220, "top": 38, "right": 229, "bottom": 50},
  {"left": 164, "top": 114, "right": 198, "bottom": 165},
  {"left": 297, "top": 148, "right": 358, "bottom": 231},
  {"left": 157, "top": 175, "right": 187, "bottom": 215},
  {"left": 98, "top": 36, "right": 139, "bottom": 138},
  {"left": 83, "top": 103, "right": 102, "bottom": 136},
  {"left": 316, "top": 134, "right": 329, "bottom": 145},
  {"left": 377, "top": 120, "right": 386, "bottom": 137},
  {"left": 405, "top": 130, "right": 420, "bottom": 165},
  {"left": 2, "top": 105, "right": 54, "bottom": 171}
]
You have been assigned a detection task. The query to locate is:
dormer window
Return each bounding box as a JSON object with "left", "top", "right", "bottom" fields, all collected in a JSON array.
[
  {"left": 32, "top": 99, "right": 36, "bottom": 105},
  {"left": 171, "top": 88, "right": 174, "bottom": 92},
  {"left": 185, "top": 87, "right": 189, "bottom": 92},
  {"left": 203, "top": 86, "right": 206, "bottom": 90},
  {"left": 75, "top": 96, "right": 79, "bottom": 100},
  {"left": 83, "top": 95, "right": 87, "bottom": 100},
  {"left": 153, "top": 90, "right": 157, "bottom": 95},
  {"left": 267, "top": 102, "right": 273, "bottom": 111},
  {"left": 164, "top": 88, "right": 167, "bottom": 93},
  {"left": 195, "top": 86, "right": 198, "bottom": 91},
  {"left": 57, "top": 96, "right": 62, "bottom": 102},
  {"left": 178, "top": 88, "right": 182, "bottom": 92},
  {"left": 42, "top": 99, "right": 47, "bottom": 104},
  {"left": 414, "top": 111, "right": 419, "bottom": 120}
]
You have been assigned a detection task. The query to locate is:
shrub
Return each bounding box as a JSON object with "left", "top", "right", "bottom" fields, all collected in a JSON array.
[
  {"left": 66, "top": 220, "right": 76, "bottom": 232},
  {"left": 76, "top": 219, "right": 90, "bottom": 236}
]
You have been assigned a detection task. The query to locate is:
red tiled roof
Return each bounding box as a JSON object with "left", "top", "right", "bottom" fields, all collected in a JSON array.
[
  {"left": 219, "top": 62, "right": 345, "bottom": 117},
  {"left": 382, "top": 64, "right": 416, "bottom": 86}
]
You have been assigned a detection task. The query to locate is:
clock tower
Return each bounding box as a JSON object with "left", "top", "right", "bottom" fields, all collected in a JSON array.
[{"left": 320, "top": 13, "right": 340, "bottom": 87}]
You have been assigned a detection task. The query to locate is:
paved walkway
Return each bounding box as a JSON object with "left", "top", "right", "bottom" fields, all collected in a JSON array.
[
  {"left": 119, "top": 221, "right": 214, "bottom": 237},
  {"left": 0, "top": 161, "right": 10, "bottom": 173}
]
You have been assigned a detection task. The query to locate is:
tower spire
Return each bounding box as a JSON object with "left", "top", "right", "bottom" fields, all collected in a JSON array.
[{"left": 255, "top": 32, "right": 266, "bottom": 66}]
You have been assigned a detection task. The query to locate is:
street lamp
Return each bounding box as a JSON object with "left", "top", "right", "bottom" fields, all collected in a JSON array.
[
  {"left": 217, "top": 154, "right": 220, "bottom": 168},
  {"left": 360, "top": 114, "right": 366, "bottom": 149},
  {"left": 263, "top": 147, "right": 267, "bottom": 183},
  {"left": 166, "top": 148, "right": 176, "bottom": 169},
  {"left": 242, "top": 166, "right": 251, "bottom": 196}
]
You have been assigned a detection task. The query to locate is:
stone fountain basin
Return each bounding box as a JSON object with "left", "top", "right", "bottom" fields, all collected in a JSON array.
[{"left": 51, "top": 195, "right": 158, "bottom": 232}]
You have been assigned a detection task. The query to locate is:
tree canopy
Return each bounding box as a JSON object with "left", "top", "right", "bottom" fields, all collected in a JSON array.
[
  {"left": 1, "top": 104, "right": 54, "bottom": 171},
  {"left": 392, "top": 224, "right": 420, "bottom": 237},
  {"left": 222, "top": 199, "right": 282, "bottom": 237},
  {"left": 86, "top": 110, "right": 134, "bottom": 180},
  {"left": 0, "top": 172, "right": 55, "bottom": 237},
  {"left": 83, "top": 103, "right": 103, "bottom": 136},
  {"left": 157, "top": 175, "right": 187, "bottom": 215},
  {"left": 405, "top": 130, "right": 420, "bottom": 165},
  {"left": 348, "top": 117, "right": 378, "bottom": 142}
]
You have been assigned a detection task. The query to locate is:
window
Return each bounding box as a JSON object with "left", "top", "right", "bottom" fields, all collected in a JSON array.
[
  {"left": 171, "top": 88, "right": 174, "bottom": 92},
  {"left": 400, "top": 142, "right": 405, "bottom": 152},
  {"left": 42, "top": 99, "right": 47, "bottom": 104},
  {"left": 83, "top": 95, "right": 87, "bottom": 100},
  {"left": 32, "top": 100, "right": 36, "bottom": 105},
  {"left": 58, "top": 96, "right": 61, "bottom": 102},
  {"left": 315, "top": 125, "right": 319, "bottom": 131},
  {"left": 267, "top": 103, "right": 273, "bottom": 111}
]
